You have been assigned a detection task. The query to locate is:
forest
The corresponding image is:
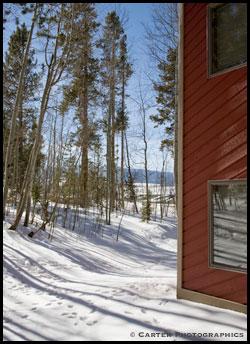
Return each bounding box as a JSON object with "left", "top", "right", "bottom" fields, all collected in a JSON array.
[
  {"left": 3, "top": 4, "right": 248, "bottom": 341},
  {"left": 3, "top": 3, "right": 178, "bottom": 233}
]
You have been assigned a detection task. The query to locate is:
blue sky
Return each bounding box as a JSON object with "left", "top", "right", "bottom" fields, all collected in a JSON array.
[
  {"left": 99, "top": 3, "right": 156, "bottom": 75},
  {"left": 107, "top": 3, "right": 173, "bottom": 172},
  {"left": 3, "top": 3, "right": 173, "bottom": 172}
]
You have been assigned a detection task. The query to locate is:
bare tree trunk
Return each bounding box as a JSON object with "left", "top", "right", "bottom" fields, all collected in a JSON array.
[
  {"left": 110, "top": 46, "right": 116, "bottom": 214},
  {"left": 125, "top": 132, "right": 138, "bottom": 214},
  {"left": 106, "top": 105, "right": 112, "bottom": 225},
  {"left": 106, "top": 39, "right": 116, "bottom": 224},
  {"left": 9, "top": 4, "right": 75, "bottom": 230},
  {"left": 23, "top": 190, "right": 32, "bottom": 227},
  {"left": 9, "top": 75, "right": 53, "bottom": 230},
  {"left": 81, "top": 86, "right": 89, "bottom": 209},
  {"left": 121, "top": 127, "right": 124, "bottom": 208},
  {"left": 140, "top": 85, "right": 150, "bottom": 222},
  {"left": 52, "top": 109, "right": 57, "bottom": 193},
  {"left": 120, "top": 71, "right": 125, "bottom": 209},
  {"left": 3, "top": 4, "right": 37, "bottom": 219},
  {"left": 160, "top": 151, "right": 168, "bottom": 221}
]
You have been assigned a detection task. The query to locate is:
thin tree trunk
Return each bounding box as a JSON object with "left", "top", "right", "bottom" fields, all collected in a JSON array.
[
  {"left": 121, "top": 127, "right": 124, "bottom": 208},
  {"left": 142, "top": 97, "right": 150, "bottom": 221},
  {"left": 81, "top": 85, "right": 88, "bottom": 209},
  {"left": 120, "top": 69, "right": 125, "bottom": 209},
  {"left": 125, "top": 132, "right": 138, "bottom": 214},
  {"left": 31, "top": 199, "right": 37, "bottom": 225},
  {"left": 106, "top": 104, "right": 112, "bottom": 225},
  {"left": 9, "top": 4, "right": 74, "bottom": 230},
  {"left": 3, "top": 4, "right": 37, "bottom": 219},
  {"left": 23, "top": 190, "right": 32, "bottom": 227},
  {"left": 138, "top": 82, "right": 151, "bottom": 222},
  {"left": 110, "top": 39, "right": 116, "bottom": 214},
  {"left": 9, "top": 63, "right": 54, "bottom": 230}
]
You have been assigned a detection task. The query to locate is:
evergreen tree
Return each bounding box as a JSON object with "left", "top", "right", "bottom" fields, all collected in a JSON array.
[
  {"left": 144, "top": 4, "right": 179, "bottom": 212},
  {"left": 150, "top": 47, "right": 177, "bottom": 154},
  {"left": 62, "top": 3, "right": 100, "bottom": 209},
  {"left": 9, "top": 3, "right": 77, "bottom": 230},
  {"left": 3, "top": 23, "right": 41, "bottom": 202},
  {"left": 116, "top": 34, "right": 133, "bottom": 209},
  {"left": 142, "top": 191, "right": 152, "bottom": 223},
  {"left": 99, "top": 11, "right": 124, "bottom": 224},
  {"left": 3, "top": 4, "right": 39, "bottom": 219}
]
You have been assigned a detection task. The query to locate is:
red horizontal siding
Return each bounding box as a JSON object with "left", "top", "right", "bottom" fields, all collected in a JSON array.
[
  {"left": 183, "top": 195, "right": 207, "bottom": 219},
  {"left": 183, "top": 156, "right": 247, "bottom": 195},
  {"left": 183, "top": 222, "right": 207, "bottom": 247},
  {"left": 184, "top": 91, "right": 247, "bottom": 151},
  {"left": 184, "top": 53, "right": 206, "bottom": 85},
  {"left": 183, "top": 244, "right": 208, "bottom": 268},
  {"left": 184, "top": 23, "right": 206, "bottom": 60},
  {"left": 184, "top": 138, "right": 247, "bottom": 182},
  {"left": 183, "top": 181, "right": 207, "bottom": 205},
  {"left": 182, "top": 3, "right": 247, "bottom": 305},
  {"left": 183, "top": 234, "right": 207, "bottom": 257},
  {"left": 184, "top": 3, "right": 207, "bottom": 33},
  {"left": 184, "top": 74, "right": 247, "bottom": 131},
  {"left": 183, "top": 207, "right": 207, "bottom": 232},
  {"left": 184, "top": 69, "right": 246, "bottom": 114},
  {"left": 184, "top": 271, "right": 246, "bottom": 304},
  {"left": 183, "top": 261, "right": 209, "bottom": 281}
]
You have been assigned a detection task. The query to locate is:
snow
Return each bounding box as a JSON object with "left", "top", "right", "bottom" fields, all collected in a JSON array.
[{"left": 3, "top": 208, "right": 247, "bottom": 341}]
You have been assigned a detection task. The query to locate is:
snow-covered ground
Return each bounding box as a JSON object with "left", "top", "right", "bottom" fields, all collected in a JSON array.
[
  {"left": 132, "top": 183, "right": 175, "bottom": 200},
  {"left": 3, "top": 208, "right": 247, "bottom": 341}
]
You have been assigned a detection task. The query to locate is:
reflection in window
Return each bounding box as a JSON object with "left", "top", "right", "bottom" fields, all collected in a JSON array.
[
  {"left": 208, "top": 3, "right": 247, "bottom": 76},
  {"left": 209, "top": 180, "right": 247, "bottom": 272}
]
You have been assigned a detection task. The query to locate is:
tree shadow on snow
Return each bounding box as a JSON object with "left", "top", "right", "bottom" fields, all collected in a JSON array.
[{"left": 4, "top": 256, "right": 247, "bottom": 341}]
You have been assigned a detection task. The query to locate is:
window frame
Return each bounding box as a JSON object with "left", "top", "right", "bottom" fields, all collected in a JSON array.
[
  {"left": 207, "top": 3, "right": 247, "bottom": 78},
  {"left": 208, "top": 179, "right": 247, "bottom": 274}
]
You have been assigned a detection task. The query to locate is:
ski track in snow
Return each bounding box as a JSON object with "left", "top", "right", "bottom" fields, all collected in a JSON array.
[{"left": 3, "top": 210, "right": 247, "bottom": 341}]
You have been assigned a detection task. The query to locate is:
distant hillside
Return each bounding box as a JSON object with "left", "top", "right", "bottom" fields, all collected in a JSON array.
[{"left": 123, "top": 169, "right": 174, "bottom": 185}]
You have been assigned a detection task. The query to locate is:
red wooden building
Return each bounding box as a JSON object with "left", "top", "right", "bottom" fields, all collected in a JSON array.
[{"left": 177, "top": 3, "right": 247, "bottom": 313}]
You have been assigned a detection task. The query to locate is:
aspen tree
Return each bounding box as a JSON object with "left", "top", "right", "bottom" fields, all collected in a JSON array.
[
  {"left": 144, "top": 3, "right": 179, "bottom": 211},
  {"left": 9, "top": 4, "right": 76, "bottom": 230},
  {"left": 3, "top": 4, "right": 38, "bottom": 219},
  {"left": 99, "top": 11, "right": 124, "bottom": 224},
  {"left": 3, "top": 22, "right": 41, "bottom": 215},
  {"left": 133, "top": 80, "right": 152, "bottom": 222},
  {"left": 117, "top": 34, "right": 133, "bottom": 209}
]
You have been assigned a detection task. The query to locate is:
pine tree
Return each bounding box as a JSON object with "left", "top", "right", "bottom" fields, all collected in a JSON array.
[
  {"left": 150, "top": 47, "right": 177, "bottom": 154},
  {"left": 150, "top": 46, "right": 178, "bottom": 211},
  {"left": 9, "top": 3, "right": 77, "bottom": 230},
  {"left": 99, "top": 11, "right": 124, "bottom": 224},
  {"left": 62, "top": 3, "right": 100, "bottom": 209},
  {"left": 144, "top": 4, "right": 179, "bottom": 212},
  {"left": 142, "top": 191, "right": 152, "bottom": 223},
  {"left": 124, "top": 131, "right": 138, "bottom": 214},
  {"left": 3, "top": 4, "right": 38, "bottom": 219},
  {"left": 116, "top": 34, "right": 133, "bottom": 209},
  {"left": 3, "top": 23, "right": 41, "bottom": 207}
]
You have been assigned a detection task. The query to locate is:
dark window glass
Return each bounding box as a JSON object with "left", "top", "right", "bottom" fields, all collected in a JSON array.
[
  {"left": 210, "top": 3, "right": 247, "bottom": 75},
  {"left": 209, "top": 180, "right": 247, "bottom": 272}
]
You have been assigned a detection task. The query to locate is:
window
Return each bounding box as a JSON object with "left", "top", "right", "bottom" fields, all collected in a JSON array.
[
  {"left": 208, "top": 180, "right": 247, "bottom": 273},
  {"left": 208, "top": 3, "right": 247, "bottom": 77}
]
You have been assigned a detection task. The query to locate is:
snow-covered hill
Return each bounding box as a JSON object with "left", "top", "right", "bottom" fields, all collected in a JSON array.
[
  {"left": 3, "top": 210, "right": 247, "bottom": 341},
  {"left": 123, "top": 169, "right": 174, "bottom": 185}
]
